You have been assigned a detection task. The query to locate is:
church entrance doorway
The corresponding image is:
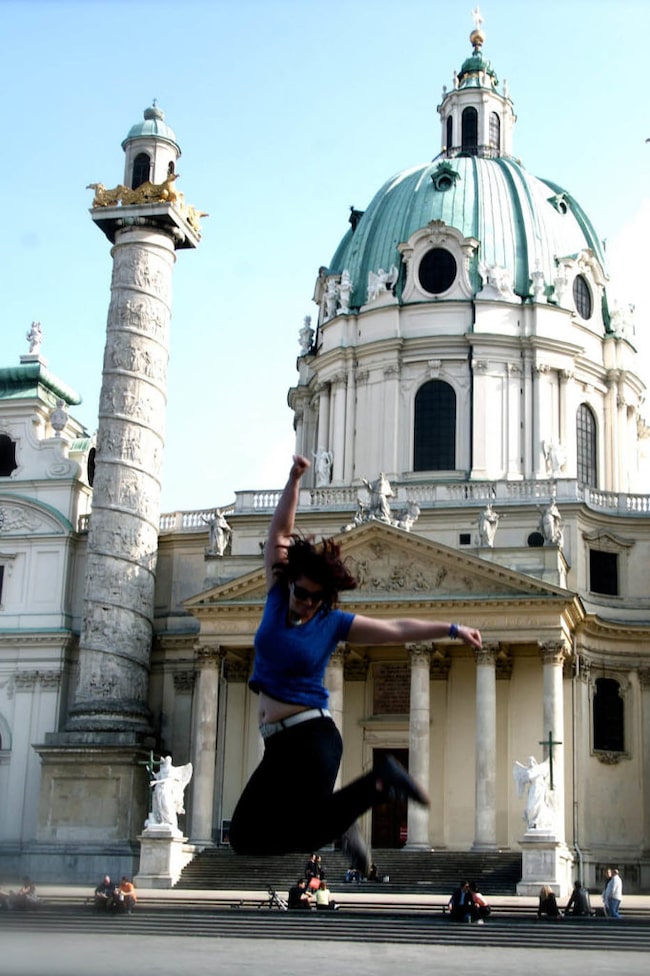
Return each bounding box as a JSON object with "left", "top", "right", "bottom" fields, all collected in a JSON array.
[{"left": 371, "top": 748, "right": 409, "bottom": 848}]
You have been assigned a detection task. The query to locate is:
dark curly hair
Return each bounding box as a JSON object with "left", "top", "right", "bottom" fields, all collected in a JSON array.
[{"left": 273, "top": 535, "right": 357, "bottom": 608}]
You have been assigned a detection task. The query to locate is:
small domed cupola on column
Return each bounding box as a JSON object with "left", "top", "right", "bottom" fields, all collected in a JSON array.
[
  {"left": 121, "top": 101, "right": 181, "bottom": 189},
  {"left": 438, "top": 9, "right": 516, "bottom": 159}
]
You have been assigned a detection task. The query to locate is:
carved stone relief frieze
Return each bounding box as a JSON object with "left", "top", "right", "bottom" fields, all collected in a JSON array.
[
  {"left": 99, "top": 381, "right": 163, "bottom": 427},
  {"left": 104, "top": 335, "right": 168, "bottom": 385},
  {"left": 87, "top": 518, "right": 159, "bottom": 564},
  {"left": 108, "top": 296, "right": 171, "bottom": 341},
  {"left": 111, "top": 247, "right": 172, "bottom": 305},
  {"left": 0, "top": 504, "right": 47, "bottom": 534},
  {"left": 81, "top": 605, "right": 152, "bottom": 664},
  {"left": 84, "top": 554, "right": 154, "bottom": 613},
  {"left": 345, "top": 545, "right": 503, "bottom": 597}
]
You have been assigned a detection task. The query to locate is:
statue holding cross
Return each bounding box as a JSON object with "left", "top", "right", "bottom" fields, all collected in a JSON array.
[{"left": 513, "top": 754, "right": 557, "bottom": 831}]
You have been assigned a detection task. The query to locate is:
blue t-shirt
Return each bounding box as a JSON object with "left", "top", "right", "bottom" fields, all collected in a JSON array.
[{"left": 249, "top": 583, "right": 355, "bottom": 709}]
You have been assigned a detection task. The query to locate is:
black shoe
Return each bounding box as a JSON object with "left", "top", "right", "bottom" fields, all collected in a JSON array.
[
  {"left": 340, "top": 821, "right": 370, "bottom": 876},
  {"left": 377, "top": 755, "right": 430, "bottom": 806}
]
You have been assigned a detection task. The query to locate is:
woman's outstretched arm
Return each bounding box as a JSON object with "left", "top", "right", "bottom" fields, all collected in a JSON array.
[
  {"left": 348, "top": 615, "right": 482, "bottom": 649},
  {"left": 264, "top": 455, "right": 310, "bottom": 589}
]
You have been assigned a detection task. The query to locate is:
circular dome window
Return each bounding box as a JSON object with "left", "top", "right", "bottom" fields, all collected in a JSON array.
[
  {"left": 573, "top": 274, "right": 592, "bottom": 320},
  {"left": 418, "top": 248, "right": 457, "bottom": 295}
]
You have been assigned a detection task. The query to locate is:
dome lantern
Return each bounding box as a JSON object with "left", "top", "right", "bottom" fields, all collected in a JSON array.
[{"left": 438, "top": 11, "right": 516, "bottom": 160}]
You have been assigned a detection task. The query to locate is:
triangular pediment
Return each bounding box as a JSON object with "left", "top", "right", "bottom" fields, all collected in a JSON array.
[{"left": 184, "top": 520, "right": 574, "bottom": 614}]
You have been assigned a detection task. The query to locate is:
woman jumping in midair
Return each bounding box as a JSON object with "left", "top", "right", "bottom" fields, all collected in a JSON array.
[{"left": 229, "top": 455, "right": 482, "bottom": 870}]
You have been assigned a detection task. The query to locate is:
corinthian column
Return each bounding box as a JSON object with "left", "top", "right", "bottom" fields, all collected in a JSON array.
[
  {"left": 189, "top": 645, "right": 223, "bottom": 844},
  {"left": 405, "top": 643, "right": 431, "bottom": 849},
  {"left": 326, "top": 644, "right": 346, "bottom": 790},
  {"left": 473, "top": 644, "right": 498, "bottom": 849},
  {"left": 541, "top": 640, "right": 569, "bottom": 843}
]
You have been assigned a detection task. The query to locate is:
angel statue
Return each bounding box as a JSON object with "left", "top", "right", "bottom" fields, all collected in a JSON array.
[
  {"left": 146, "top": 756, "right": 193, "bottom": 833},
  {"left": 513, "top": 756, "right": 556, "bottom": 831}
]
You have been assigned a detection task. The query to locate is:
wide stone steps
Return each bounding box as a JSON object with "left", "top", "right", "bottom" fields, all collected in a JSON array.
[
  {"left": 175, "top": 848, "right": 523, "bottom": 895},
  {"left": 2, "top": 904, "right": 650, "bottom": 952}
]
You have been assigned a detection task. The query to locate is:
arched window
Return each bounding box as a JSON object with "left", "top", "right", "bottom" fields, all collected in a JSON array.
[
  {"left": 461, "top": 107, "right": 478, "bottom": 154},
  {"left": 489, "top": 112, "right": 500, "bottom": 152},
  {"left": 446, "top": 115, "right": 453, "bottom": 150},
  {"left": 593, "top": 677, "right": 624, "bottom": 752},
  {"left": 132, "top": 152, "right": 151, "bottom": 189},
  {"left": 414, "top": 380, "right": 456, "bottom": 471},
  {"left": 576, "top": 403, "right": 597, "bottom": 487},
  {"left": 0, "top": 434, "right": 17, "bottom": 477}
]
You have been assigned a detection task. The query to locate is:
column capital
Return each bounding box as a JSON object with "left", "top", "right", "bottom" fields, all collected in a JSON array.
[
  {"left": 475, "top": 642, "right": 499, "bottom": 667},
  {"left": 406, "top": 642, "right": 432, "bottom": 665},
  {"left": 638, "top": 668, "right": 650, "bottom": 689},
  {"left": 194, "top": 644, "right": 224, "bottom": 668},
  {"left": 539, "top": 639, "right": 570, "bottom": 666},
  {"left": 330, "top": 643, "right": 347, "bottom": 668},
  {"left": 344, "top": 656, "right": 369, "bottom": 682}
]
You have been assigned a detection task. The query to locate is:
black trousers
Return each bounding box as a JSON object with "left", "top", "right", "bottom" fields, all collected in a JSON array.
[{"left": 229, "top": 716, "right": 377, "bottom": 855}]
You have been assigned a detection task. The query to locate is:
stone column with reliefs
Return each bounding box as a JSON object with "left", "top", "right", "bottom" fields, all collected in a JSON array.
[
  {"left": 34, "top": 107, "right": 203, "bottom": 881},
  {"left": 473, "top": 643, "right": 498, "bottom": 850},
  {"left": 189, "top": 645, "right": 223, "bottom": 844},
  {"left": 405, "top": 643, "right": 431, "bottom": 849},
  {"left": 66, "top": 230, "right": 177, "bottom": 735}
]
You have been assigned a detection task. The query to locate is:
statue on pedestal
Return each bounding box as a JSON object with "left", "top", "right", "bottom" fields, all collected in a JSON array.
[
  {"left": 513, "top": 756, "right": 555, "bottom": 831},
  {"left": 146, "top": 756, "right": 193, "bottom": 832}
]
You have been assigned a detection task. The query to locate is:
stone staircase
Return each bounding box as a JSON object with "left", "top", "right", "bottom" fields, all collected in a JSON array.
[{"left": 175, "top": 847, "right": 523, "bottom": 895}]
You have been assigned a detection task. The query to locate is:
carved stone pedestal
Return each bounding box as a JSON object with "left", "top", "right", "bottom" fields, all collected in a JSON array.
[
  {"left": 516, "top": 830, "right": 573, "bottom": 897},
  {"left": 32, "top": 738, "right": 150, "bottom": 883},
  {"left": 135, "top": 828, "right": 196, "bottom": 888}
]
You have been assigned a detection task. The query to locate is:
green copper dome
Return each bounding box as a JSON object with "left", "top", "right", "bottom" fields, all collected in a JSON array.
[
  {"left": 122, "top": 103, "right": 179, "bottom": 151},
  {"left": 327, "top": 154, "right": 606, "bottom": 313}
]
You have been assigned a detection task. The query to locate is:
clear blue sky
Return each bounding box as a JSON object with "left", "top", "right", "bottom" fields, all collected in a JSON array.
[{"left": 1, "top": 0, "right": 648, "bottom": 512}]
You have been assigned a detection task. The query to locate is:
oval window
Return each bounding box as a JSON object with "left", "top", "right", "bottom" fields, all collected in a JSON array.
[
  {"left": 573, "top": 274, "right": 592, "bottom": 320},
  {"left": 418, "top": 248, "right": 457, "bottom": 295}
]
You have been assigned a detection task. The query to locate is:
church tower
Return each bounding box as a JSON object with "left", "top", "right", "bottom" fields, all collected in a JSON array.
[{"left": 36, "top": 106, "right": 204, "bottom": 879}]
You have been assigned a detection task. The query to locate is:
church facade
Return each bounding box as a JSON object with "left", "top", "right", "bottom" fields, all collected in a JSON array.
[{"left": 1, "top": 21, "right": 649, "bottom": 893}]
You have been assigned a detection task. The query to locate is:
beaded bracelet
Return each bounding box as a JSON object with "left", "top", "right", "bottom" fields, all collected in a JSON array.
[{"left": 449, "top": 623, "right": 460, "bottom": 639}]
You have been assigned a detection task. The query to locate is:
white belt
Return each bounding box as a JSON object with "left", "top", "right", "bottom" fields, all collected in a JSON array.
[{"left": 259, "top": 707, "right": 331, "bottom": 740}]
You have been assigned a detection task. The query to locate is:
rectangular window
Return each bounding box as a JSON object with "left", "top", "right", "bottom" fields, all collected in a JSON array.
[
  {"left": 589, "top": 549, "right": 618, "bottom": 596},
  {"left": 459, "top": 533, "right": 471, "bottom": 546},
  {"left": 0, "top": 564, "right": 4, "bottom": 605}
]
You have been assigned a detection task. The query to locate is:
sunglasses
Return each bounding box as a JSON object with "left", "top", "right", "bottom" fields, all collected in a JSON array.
[{"left": 290, "top": 582, "right": 326, "bottom": 605}]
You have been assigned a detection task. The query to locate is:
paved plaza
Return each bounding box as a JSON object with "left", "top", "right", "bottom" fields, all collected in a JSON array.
[{"left": 4, "top": 932, "right": 650, "bottom": 976}]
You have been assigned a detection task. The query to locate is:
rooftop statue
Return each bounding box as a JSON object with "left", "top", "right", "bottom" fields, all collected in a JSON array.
[
  {"left": 26, "top": 321, "right": 42, "bottom": 355},
  {"left": 539, "top": 496, "right": 564, "bottom": 548},
  {"left": 202, "top": 509, "right": 232, "bottom": 557},
  {"left": 313, "top": 447, "right": 333, "bottom": 487},
  {"left": 477, "top": 504, "right": 499, "bottom": 547}
]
